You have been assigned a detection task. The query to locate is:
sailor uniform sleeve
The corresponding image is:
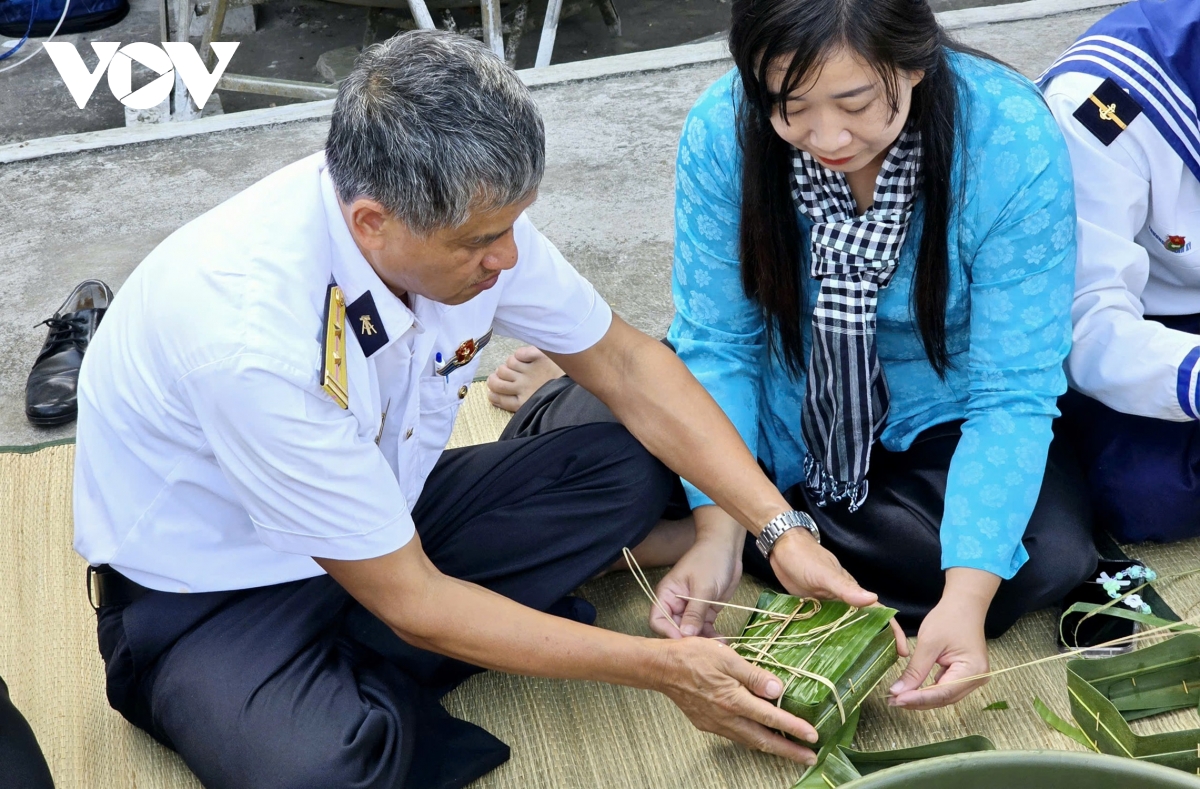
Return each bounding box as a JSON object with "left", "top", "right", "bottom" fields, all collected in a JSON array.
[
  {"left": 491, "top": 215, "right": 613, "bottom": 355},
  {"left": 665, "top": 76, "right": 766, "bottom": 510},
  {"left": 176, "top": 352, "right": 416, "bottom": 559},
  {"left": 1045, "top": 75, "right": 1200, "bottom": 421}
]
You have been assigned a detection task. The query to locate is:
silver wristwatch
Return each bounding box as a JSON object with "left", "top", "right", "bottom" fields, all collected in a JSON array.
[{"left": 755, "top": 510, "right": 820, "bottom": 558}]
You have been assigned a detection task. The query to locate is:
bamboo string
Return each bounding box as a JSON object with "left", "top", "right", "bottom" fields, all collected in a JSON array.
[
  {"left": 675, "top": 594, "right": 821, "bottom": 622},
  {"left": 929, "top": 611, "right": 1200, "bottom": 691},
  {"left": 620, "top": 548, "right": 851, "bottom": 723},
  {"left": 624, "top": 545, "right": 1200, "bottom": 722},
  {"left": 622, "top": 547, "right": 683, "bottom": 636},
  {"left": 749, "top": 603, "right": 805, "bottom": 713},
  {"left": 737, "top": 642, "right": 849, "bottom": 725},
  {"left": 907, "top": 565, "right": 1200, "bottom": 694},
  {"left": 726, "top": 589, "right": 861, "bottom": 726},
  {"left": 1067, "top": 686, "right": 1132, "bottom": 758}
]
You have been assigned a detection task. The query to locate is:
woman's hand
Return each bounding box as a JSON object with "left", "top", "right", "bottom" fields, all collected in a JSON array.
[
  {"left": 887, "top": 567, "right": 1000, "bottom": 710},
  {"left": 650, "top": 507, "right": 744, "bottom": 638}
]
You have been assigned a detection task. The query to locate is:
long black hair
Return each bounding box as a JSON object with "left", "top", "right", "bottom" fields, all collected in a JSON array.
[{"left": 730, "top": 0, "right": 972, "bottom": 377}]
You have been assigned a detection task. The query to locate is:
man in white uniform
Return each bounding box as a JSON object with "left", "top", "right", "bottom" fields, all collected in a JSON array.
[
  {"left": 73, "top": 31, "right": 884, "bottom": 789},
  {"left": 1039, "top": 0, "right": 1200, "bottom": 543}
]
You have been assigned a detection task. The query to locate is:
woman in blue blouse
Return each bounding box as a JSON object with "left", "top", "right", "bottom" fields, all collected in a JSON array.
[{"left": 489, "top": 0, "right": 1096, "bottom": 709}]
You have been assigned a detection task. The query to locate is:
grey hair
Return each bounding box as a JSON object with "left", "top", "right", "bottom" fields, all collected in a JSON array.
[{"left": 325, "top": 30, "right": 545, "bottom": 234}]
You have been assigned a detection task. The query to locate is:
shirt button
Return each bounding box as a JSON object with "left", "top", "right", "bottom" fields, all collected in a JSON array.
[
  {"left": 458, "top": 385, "right": 469, "bottom": 399},
  {"left": 404, "top": 427, "right": 414, "bottom": 440}
]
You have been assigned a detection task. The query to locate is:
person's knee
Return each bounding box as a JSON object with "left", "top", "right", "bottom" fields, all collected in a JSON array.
[
  {"left": 153, "top": 653, "right": 411, "bottom": 789},
  {"left": 1091, "top": 454, "right": 1200, "bottom": 542},
  {"left": 1020, "top": 523, "right": 1098, "bottom": 605},
  {"left": 208, "top": 706, "right": 408, "bottom": 789},
  {"left": 568, "top": 423, "right": 676, "bottom": 524},
  {"left": 602, "top": 425, "right": 676, "bottom": 520}
]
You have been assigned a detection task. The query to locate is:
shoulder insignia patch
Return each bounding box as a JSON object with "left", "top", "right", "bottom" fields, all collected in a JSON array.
[
  {"left": 345, "top": 290, "right": 390, "bottom": 357},
  {"left": 1073, "top": 77, "right": 1143, "bottom": 146},
  {"left": 320, "top": 282, "right": 349, "bottom": 409}
]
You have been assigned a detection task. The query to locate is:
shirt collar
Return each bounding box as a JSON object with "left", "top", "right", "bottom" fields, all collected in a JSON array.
[{"left": 319, "top": 161, "right": 420, "bottom": 351}]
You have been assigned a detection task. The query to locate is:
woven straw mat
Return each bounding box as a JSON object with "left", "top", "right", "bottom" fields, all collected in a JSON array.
[{"left": 3, "top": 384, "right": 1200, "bottom": 788}]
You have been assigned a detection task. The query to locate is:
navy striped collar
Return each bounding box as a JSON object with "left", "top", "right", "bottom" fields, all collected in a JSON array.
[{"left": 1038, "top": 0, "right": 1200, "bottom": 185}]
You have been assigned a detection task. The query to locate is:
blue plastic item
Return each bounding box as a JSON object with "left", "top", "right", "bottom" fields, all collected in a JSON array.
[{"left": 0, "top": 0, "right": 129, "bottom": 38}]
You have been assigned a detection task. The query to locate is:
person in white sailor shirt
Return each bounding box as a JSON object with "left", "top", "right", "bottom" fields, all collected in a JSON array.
[
  {"left": 72, "top": 32, "right": 893, "bottom": 788},
  {"left": 1039, "top": 0, "right": 1200, "bottom": 543}
]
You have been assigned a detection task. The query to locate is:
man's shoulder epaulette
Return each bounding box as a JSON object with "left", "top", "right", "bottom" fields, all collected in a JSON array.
[
  {"left": 1073, "top": 77, "right": 1143, "bottom": 146},
  {"left": 320, "top": 281, "right": 349, "bottom": 409}
]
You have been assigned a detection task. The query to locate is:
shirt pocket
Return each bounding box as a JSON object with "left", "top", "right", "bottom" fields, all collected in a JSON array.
[
  {"left": 1147, "top": 211, "right": 1200, "bottom": 266},
  {"left": 416, "top": 369, "right": 474, "bottom": 479},
  {"left": 1172, "top": 211, "right": 1200, "bottom": 259}
]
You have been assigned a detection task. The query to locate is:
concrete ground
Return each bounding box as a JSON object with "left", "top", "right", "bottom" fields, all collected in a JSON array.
[{"left": 0, "top": 6, "right": 1109, "bottom": 447}]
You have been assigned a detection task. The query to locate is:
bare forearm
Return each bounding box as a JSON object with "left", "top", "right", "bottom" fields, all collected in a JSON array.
[
  {"left": 318, "top": 538, "right": 823, "bottom": 762},
  {"left": 553, "top": 321, "right": 788, "bottom": 535},
  {"left": 405, "top": 574, "right": 664, "bottom": 685},
  {"left": 319, "top": 552, "right": 663, "bottom": 689},
  {"left": 942, "top": 567, "right": 1001, "bottom": 617},
  {"left": 693, "top": 505, "right": 748, "bottom": 548}
]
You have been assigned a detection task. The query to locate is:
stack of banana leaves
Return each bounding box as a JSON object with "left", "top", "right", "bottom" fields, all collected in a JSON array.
[
  {"left": 732, "top": 590, "right": 899, "bottom": 746},
  {"left": 1049, "top": 632, "right": 1200, "bottom": 771}
]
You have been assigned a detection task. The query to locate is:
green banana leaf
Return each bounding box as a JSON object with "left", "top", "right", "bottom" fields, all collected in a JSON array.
[
  {"left": 734, "top": 591, "right": 899, "bottom": 746},
  {"left": 1033, "top": 696, "right": 1097, "bottom": 751},
  {"left": 1060, "top": 601, "right": 1194, "bottom": 650},
  {"left": 790, "top": 706, "right": 995, "bottom": 789},
  {"left": 1066, "top": 633, "right": 1200, "bottom": 773}
]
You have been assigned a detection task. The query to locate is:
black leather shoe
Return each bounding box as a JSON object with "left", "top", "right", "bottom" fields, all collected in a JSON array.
[{"left": 25, "top": 279, "right": 114, "bottom": 427}]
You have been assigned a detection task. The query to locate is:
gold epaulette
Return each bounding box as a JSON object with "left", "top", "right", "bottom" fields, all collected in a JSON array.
[{"left": 321, "top": 283, "right": 349, "bottom": 409}]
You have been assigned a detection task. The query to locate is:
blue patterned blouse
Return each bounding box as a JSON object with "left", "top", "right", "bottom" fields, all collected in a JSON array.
[{"left": 668, "top": 53, "right": 1077, "bottom": 579}]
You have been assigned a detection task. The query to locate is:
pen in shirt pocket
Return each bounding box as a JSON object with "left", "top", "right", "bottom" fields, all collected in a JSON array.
[{"left": 434, "top": 352, "right": 447, "bottom": 387}]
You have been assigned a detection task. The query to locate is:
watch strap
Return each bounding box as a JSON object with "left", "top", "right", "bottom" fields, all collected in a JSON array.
[{"left": 756, "top": 510, "right": 820, "bottom": 558}]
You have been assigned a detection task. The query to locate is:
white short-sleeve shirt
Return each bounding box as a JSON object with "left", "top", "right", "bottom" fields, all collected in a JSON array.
[{"left": 73, "top": 152, "right": 613, "bottom": 593}]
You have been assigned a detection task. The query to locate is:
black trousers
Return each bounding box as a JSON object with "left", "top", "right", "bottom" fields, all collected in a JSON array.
[
  {"left": 1058, "top": 314, "right": 1200, "bottom": 544},
  {"left": 95, "top": 423, "right": 672, "bottom": 789},
  {"left": 0, "top": 676, "right": 54, "bottom": 789},
  {"left": 504, "top": 376, "right": 1098, "bottom": 638}
]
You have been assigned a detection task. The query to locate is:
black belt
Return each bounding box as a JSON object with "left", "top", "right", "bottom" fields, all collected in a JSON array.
[{"left": 87, "top": 564, "right": 150, "bottom": 609}]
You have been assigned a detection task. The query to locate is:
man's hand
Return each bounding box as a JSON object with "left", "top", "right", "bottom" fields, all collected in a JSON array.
[
  {"left": 769, "top": 528, "right": 877, "bottom": 605},
  {"left": 769, "top": 528, "right": 909, "bottom": 654},
  {"left": 887, "top": 567, "right": 999, "bottom": 709},
  {"left": 654, "top": 636, "right": 819, "bottom": 764},
  {"left": 317, "top": 539, "right": 821, "bottom": 764},
  {"left": 650, "top": 509, "right": 744, "bottom": 638}
]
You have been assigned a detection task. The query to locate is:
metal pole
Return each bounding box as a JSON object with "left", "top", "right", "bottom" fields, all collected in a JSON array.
[
  {"left": 216, "top": 73, "right": 340, "bottom": 101},
  {"left": 480, "top": 0, "right": 505, "bottom": 59},
  {"left": 406, "top": 0, "right": 436, "bottom": 29},
  {"left": 534, "top": 0, "right": 563, "bottom": 68}
]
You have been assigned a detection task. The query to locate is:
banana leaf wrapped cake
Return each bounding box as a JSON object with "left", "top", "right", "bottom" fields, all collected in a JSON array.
[{"left": 733, "top": 590, "right": 900, "bottom": 746}]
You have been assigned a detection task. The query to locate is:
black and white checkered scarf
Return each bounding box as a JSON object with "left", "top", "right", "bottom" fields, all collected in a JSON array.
[{"left": 792, "top": 127, "right": 922, "bottom": 512}]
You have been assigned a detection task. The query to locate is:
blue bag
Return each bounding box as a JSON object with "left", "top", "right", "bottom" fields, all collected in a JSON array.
[{"left": 0, "top": 0, "right": 130, "bottom": 38}]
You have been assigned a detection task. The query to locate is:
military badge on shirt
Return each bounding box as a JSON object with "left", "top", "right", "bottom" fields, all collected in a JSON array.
[
  {"left": 320, "top": 282, "right": 349, "bottom": 409},
  {"left": 1074, "top": 78, "right": 1143, "bottom": 146},
  {"left": 1149, "top": 226, "right": 1193, "bottom": 255},
  {"left": 436, "top": 329, "right": 494, "bottom": 376},
  {"left": 345, "top": 291, "right": 390, "bottom": 357}
]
